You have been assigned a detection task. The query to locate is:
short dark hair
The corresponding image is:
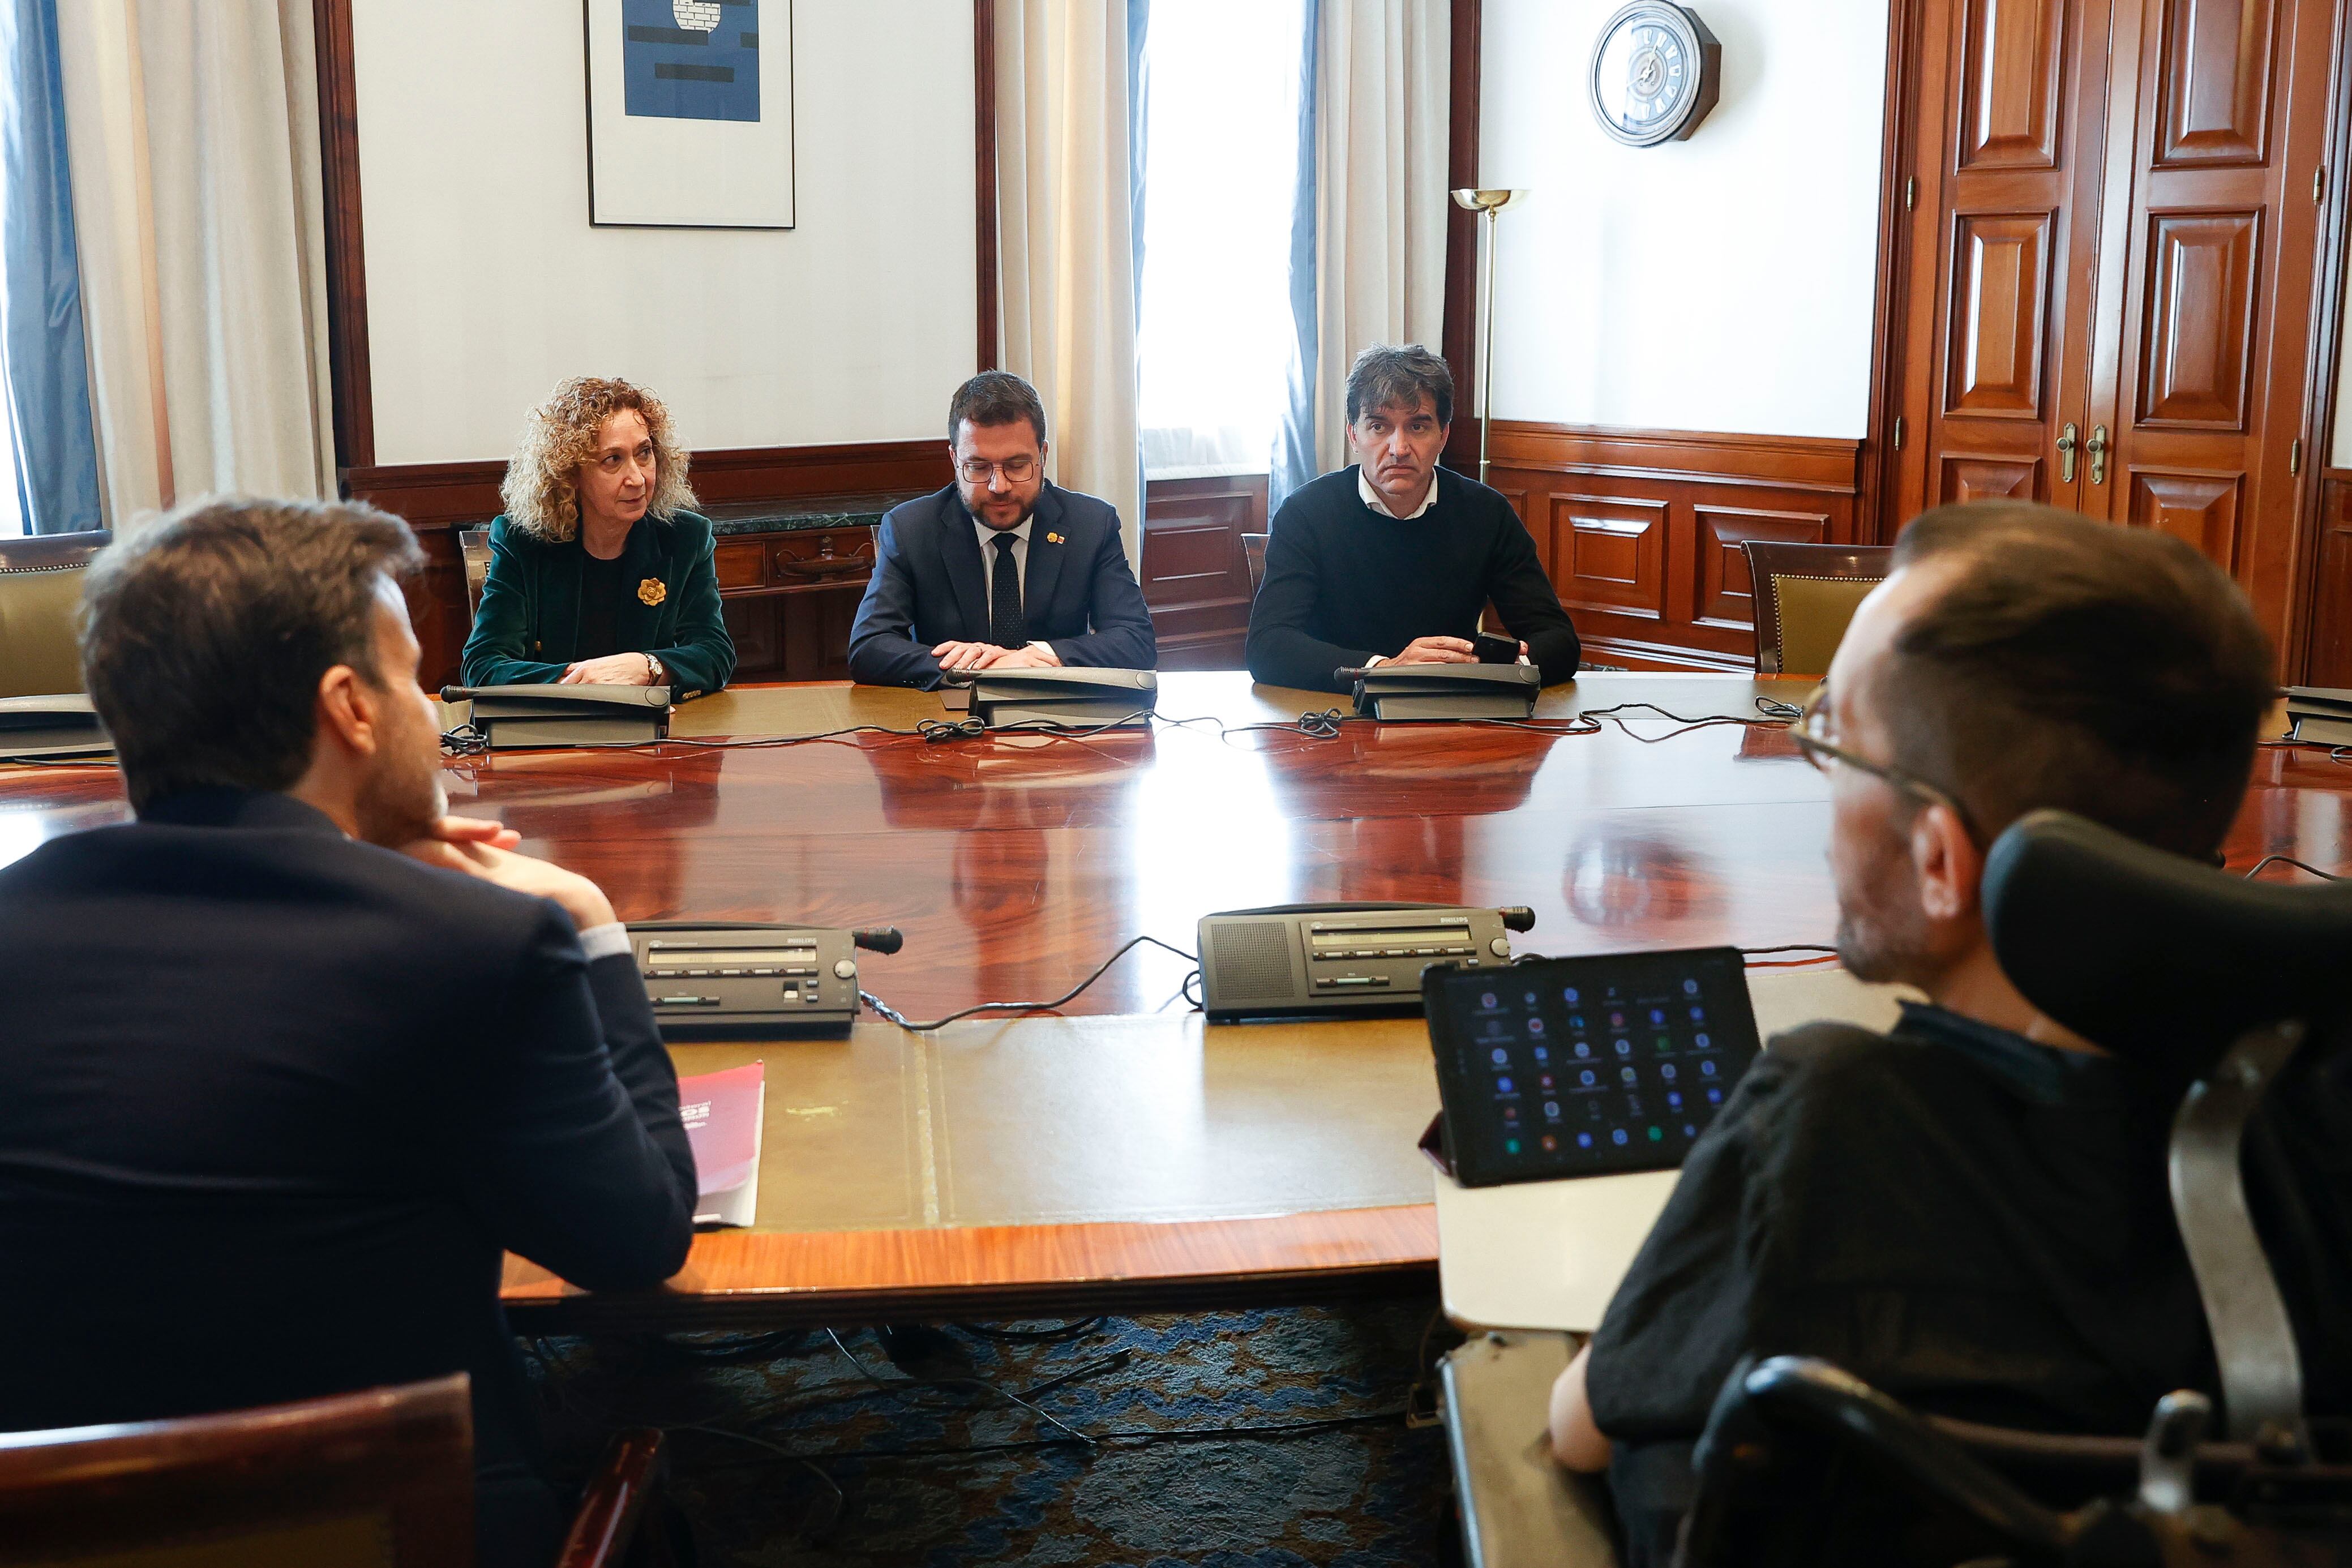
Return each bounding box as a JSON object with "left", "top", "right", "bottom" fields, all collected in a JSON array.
[
  {"left": 80, "top": 497, "right": 426, "bottom": 812},
  {"left": 948, "top": 371, "right": 1047, "bottom": 446},
  {"left": 1879, "top": 502, "right": 2275, "bottom": 859},
  {"left": 1344, "top": 344, "right": 1453, "bottom": 427}
]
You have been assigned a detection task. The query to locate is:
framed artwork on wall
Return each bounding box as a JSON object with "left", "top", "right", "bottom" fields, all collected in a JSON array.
[{"left": 584, "top": 0, "right": 795, "bottom": 228}]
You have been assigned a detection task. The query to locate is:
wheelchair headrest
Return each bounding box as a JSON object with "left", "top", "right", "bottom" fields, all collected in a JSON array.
[{"left": 1983, "top": 811, "right": 2352, "bottom": 1079}]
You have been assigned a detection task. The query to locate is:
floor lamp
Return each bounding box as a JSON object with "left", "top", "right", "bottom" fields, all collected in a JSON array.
[{"left": 1451, "top": 188, "right": 1524, "bottom": 485}]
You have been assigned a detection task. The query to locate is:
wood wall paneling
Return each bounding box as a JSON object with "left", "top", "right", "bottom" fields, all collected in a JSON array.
[
  {"left": 1691, "top": 505, "right": 1831, "bottom": 629},
  {"left": 1486, "top": 422, "right": 1862, "bottom": 671},
  {"left": 1141, "top": 474, "right": 1267, "bottom": 670},
  {"left": 2310, "top": 474, "right": 2352, "bottom": 684}
]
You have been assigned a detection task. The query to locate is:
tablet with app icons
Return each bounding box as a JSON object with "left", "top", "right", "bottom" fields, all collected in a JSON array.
[{"left": 1424, "top": 947, "right": 1764, "bottom": 1186}]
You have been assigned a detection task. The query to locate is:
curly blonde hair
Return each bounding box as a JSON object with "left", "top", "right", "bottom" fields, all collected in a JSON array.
[{"left": 500, "top": 376, "right": 699, "bottom": 542}]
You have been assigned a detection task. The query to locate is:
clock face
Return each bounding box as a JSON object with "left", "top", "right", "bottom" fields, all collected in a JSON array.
[{"left": 1590, "top": 3, "right": 1719, "bottom": 148}]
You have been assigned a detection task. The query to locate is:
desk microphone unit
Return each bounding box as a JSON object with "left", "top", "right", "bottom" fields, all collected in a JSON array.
[
  {"left": 439, "top": 684, "right": 670, "bottom": 749},
  {"left": 0, "top": 693, "right": 113, "bottom": 761},
  {"left": 965, "top": 666, "right": 1158, "bottom": 730},
  {"left": 1344, "top": 662, "right": 1540, "bottom": 722},
  {"left": 627, "top": 921, "right": 903, "bottom": 1038},
  {"left": 1198, "top": 902, "right": 1536, "bottom": 1022}
]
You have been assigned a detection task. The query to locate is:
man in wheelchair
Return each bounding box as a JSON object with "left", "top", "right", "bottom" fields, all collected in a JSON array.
[{"left": 1544, "top": 502, "right": 2352, "bottom": 1564}]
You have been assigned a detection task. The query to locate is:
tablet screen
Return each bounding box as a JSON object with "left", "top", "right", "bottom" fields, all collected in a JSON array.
[{"left": 1425, "top": 948, "right": 1763, "bottom": 1186}]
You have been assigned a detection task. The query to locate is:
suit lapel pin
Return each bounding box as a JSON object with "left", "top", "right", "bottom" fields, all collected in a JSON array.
[
  {"left": 1044, "top": 532, "right": 1064, "bottom": 545},
  {"left": 637, "top": 577, "right": 667, "bottom": 607}
]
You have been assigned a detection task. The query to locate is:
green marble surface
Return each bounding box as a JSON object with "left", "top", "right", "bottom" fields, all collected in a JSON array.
[{"left": 704, "top": 494, "right": 920, "bottom": 535}]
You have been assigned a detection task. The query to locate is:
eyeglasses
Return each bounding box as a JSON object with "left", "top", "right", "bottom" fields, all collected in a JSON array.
[
  {"left": 957, "top": 456, "right": 1038, "bottom": 485},
  {"left": 1790, "top": 684, "right": 1978, "bottom": 841}
]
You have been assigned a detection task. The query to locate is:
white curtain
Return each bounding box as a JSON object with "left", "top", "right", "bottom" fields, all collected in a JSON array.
[
  {"left": 1306, "top": 0, "right": 1449, "bottom": 475},
  {"left": 995, "top": 0, "right": 1144, "bottom": 573},
  {"left": 55, "top": 0, "right": 336, "bottom": 532}
]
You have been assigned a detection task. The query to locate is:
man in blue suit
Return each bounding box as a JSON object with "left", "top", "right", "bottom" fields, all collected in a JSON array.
[{"left": 849, "top": 371, "right": 1156, "bottom": 688}]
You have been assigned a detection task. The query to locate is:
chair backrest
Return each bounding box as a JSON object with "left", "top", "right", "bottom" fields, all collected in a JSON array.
[
  {"left": 0, "top": 1375, "right": 476, "bottom": 1566},
  {"left": 1741, "top": 541, "right": 1891, "bottom": 676},
  {"left": 1242, "top": 532, "right": 1270, "bottom": 595},
  {"left": 0, "top": 531, "right": 110, "bottom": 698},
  {"left": 1983, "top": 810, "right": 2352, "bottom": 1444},
  {"left": 459, "top": 527, "right": 493, "bottom": 623}
]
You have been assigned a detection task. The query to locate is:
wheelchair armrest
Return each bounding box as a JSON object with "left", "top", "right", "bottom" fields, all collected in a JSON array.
[{"left": 1678, "top": 1358, "right": 2074, "bottom": 1567}]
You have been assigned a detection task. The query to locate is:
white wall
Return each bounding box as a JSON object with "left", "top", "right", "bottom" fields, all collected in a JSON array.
[
  {"left": 351, "top": 0, "right": 976, "bottom": 466},
  {"left": 1480, "top": 0, "right": 1888, "bottom": 439}
]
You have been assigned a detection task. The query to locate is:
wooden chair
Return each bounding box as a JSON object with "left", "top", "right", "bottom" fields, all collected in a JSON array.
[
  {"left": 1242, "top": 532, "right": 1270, "bottom": 594},
  {"left": 1740, "top": 541, "right": 1892, "bottom": 676},
  {"left": 0, "top": 1374, "right": 671, "bottom": 1567},
  {"left": 0, "top": 530, "right": 110, "bottom": 698},
  {"left": 460, "top": 526, "right": 494, "bottom": 623}
]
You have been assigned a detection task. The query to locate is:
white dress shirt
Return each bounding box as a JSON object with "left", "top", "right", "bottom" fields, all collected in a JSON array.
[
  {"left": 972, "top": 514, "right": 1035, "bottom": 594},
  {"left": 1358, "top": 465, "right": 1442, "bottom": 520},
  {"left": 971, "top": 514, "right": 1053, "bottom": 653},
  {"left": 1359, "top": 466, "right": 1441, "bottom": 666}
]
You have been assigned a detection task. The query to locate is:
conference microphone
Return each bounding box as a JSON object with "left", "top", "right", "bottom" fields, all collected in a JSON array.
[
  {"left": 852, "top": 927, "right": 906, "bottom": 955},
  {"left": 1499, "top": 906, "right": 1536, "bottom": 933},
  {"left": 439, "top": 685, "right": 485, "bottom": 702}
]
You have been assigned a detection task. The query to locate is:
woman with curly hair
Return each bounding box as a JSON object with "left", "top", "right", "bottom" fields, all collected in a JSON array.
[{"left": 460, "top": 376, "right": 736, "bottom": 695}]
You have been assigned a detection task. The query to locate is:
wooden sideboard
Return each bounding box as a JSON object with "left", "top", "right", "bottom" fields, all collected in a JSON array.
[{"left": 708, "top": 511, "right": 893, "bottom": 682}]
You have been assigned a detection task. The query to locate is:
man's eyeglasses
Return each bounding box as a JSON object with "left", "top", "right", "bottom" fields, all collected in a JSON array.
[
  {"left": 957, "top": 456, "right": 1038, "bottom": 485},
  {"left": 1790, "top": 684, "right": 1977, "bottom": 840}
]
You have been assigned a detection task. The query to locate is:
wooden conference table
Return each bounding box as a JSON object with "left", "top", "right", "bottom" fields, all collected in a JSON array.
[{"left": 3, "top": 672, "right": 2347, "bottom": 1331}]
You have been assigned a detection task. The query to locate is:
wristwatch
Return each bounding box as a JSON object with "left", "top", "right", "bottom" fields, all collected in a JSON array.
[{"left": 644, "top": 653, "right": 665, "bottom": 686}]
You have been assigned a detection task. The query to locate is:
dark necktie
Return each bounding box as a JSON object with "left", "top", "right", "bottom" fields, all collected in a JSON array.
[{"left": 990, "top": 532, "right": 1027, "bottom": 649}]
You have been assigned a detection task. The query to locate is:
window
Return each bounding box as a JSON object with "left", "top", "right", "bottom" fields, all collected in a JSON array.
[{"left": 1136, "top": 0, "right": 1307, "bottom": 481}]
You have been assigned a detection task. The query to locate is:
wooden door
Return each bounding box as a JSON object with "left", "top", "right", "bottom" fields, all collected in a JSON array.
[
  {"left": 1888, "top": 0, "right": 2119, "bottom": 516},
  {"left": 2084, "top": 0, "right": 2337, "bottom": 655}
]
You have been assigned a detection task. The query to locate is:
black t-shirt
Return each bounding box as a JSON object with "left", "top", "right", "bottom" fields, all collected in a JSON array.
[
  {"left": 1586, "top": 1002, "right": 2351, "bottom": 1565},
  {"left": 576, "top": 547, "right": 632, "bottom": 661}
]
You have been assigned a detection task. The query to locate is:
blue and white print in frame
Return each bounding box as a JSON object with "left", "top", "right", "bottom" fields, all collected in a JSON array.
[{"left": 585, "top": 0, "right": 795, "bottom": 228}]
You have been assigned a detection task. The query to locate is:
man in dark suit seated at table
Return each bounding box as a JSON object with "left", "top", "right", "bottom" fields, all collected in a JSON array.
[
  {"left": 848, "top": 370, "right": 1156, "bottom": 689},
  {"left": 0, "top": 499, "right": 697, "bottom": 1567},
  {"left": 1245, "top": 343, "right": 1579, "bottom": 693},
  {"left": 1544, "top": 503, "right": 2352, "bottom": 1563}
]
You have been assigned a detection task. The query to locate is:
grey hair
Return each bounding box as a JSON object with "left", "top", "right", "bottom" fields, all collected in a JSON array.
[{"left": 1344, "top": 343, "right": 1455, "bottom": 427}]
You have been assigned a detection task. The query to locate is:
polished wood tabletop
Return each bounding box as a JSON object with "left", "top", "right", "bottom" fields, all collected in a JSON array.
[{"left": 6, "top": 672, "right": 2347, "bottom": 1327}]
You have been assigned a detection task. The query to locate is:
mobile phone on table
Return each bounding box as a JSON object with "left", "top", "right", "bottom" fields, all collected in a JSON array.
[{"left": 1472, "top": 632, "right": 1522, "bottom": 664}]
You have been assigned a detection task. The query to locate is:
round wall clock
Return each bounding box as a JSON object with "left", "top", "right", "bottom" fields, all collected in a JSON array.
[{"left": 1589, "top": 2, "right": 1722, "bottom": 148}]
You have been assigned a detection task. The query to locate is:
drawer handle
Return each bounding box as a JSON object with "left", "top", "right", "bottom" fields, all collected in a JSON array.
[{"left": 776, "top": 553, "right": 874, "bottom": 577}]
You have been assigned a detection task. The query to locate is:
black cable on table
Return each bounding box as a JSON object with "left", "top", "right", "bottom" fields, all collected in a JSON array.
[{"left": 860, "top": 934, "right": 1201, "bottom": 1033}]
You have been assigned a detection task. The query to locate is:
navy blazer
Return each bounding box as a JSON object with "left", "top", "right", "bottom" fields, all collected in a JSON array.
[
  {"left": 0, "top": 791, "right": 697, "bottom": 1567},
  {"left": 847, "top": 482, "right": 1156, "bottom": 688}
]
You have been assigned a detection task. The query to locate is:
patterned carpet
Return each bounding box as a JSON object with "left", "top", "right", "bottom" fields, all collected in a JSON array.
[{"left": 526, "top": 1297, "right": 1463, "bottom": 1567}]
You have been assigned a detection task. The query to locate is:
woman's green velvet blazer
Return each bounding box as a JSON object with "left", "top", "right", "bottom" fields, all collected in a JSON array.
[{"left": 459, "top": 511, "right": 736, "bottom": 698}]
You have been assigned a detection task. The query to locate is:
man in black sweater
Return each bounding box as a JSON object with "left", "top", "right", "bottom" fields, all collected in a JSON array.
[
  {"left": 0, "top": 500, "right": 696, "bottom": 1567},
  {"left": 1245, "top": 343, "right": 1579, "bottom": 692}
]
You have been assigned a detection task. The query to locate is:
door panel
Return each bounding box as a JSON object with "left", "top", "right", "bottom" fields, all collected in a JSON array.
[
  {"left": 2089, "top": 0, "right": 2331, "bottom": 656},
  {"left": 1957, "top": 0, "right": 2070, "bottom": 168},
  {"left": 2128, "top": 466, "right": 2246, "bottom": 560},
  {"left": 1891, "top": 0, "right": 2113, "bottom": 520},
  {"left": 2136, "top": 209, "right": 2263, "bottom": 427},
  {"left": 1946, "top": 213, "right": 2057, "bottom": 414},
  {"left": 2153, "top": 0, "right": 2281, "bottom": 166}
]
